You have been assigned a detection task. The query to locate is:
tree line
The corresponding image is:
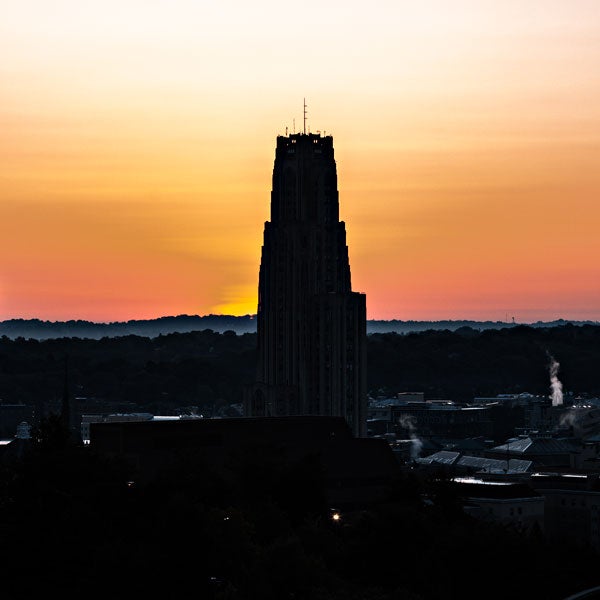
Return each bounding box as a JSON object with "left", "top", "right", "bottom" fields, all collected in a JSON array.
[{"left": 0, "top": 324, "right": 598, "bottom": 416}]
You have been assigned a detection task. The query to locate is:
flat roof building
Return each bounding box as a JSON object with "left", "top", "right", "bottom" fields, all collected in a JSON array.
[{"left": 90, "top": 416, "right": 399, "bottom": 509}]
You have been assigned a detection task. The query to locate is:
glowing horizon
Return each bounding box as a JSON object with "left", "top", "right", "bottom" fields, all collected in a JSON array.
[{"left": 2, "top": 1, "right": 599, "bottom": 323}]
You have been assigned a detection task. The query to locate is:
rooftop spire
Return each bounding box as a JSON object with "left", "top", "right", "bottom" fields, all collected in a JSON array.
[{"left": 303, "top": 98, "right": 307, "bottom": 135}]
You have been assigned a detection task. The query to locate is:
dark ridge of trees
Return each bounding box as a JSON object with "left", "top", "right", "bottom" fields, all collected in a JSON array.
[
  {"left": 0, "top": 325, "right": 599, "bottom": 414},
  {"left": 366, "top": 323, "right": 600, "bottom": 401},
  {"left": 0, "top": 427, "right": 597, "bottom": 599},
  {"left": 1, "top": 315, "right": 597, "bottom": 340},
  {"left": 0, "top": 329, "right": 257, "bottom": 414}
]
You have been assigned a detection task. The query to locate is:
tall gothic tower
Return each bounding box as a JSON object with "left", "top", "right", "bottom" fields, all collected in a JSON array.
[{"left": 246, "top": 132, "right": 367, "bottom": 437}]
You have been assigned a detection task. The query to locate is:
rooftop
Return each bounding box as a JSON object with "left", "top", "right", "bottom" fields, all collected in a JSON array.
[{"left": 491, "top": 436, "right": 579, "bottom": 455}]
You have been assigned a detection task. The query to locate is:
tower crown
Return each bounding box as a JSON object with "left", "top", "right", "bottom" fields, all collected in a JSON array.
[
  {"left": 275, "top": 133, "right": 334, "bottom": 159},
  {"left": 271, "top": 133, "right": 338, "bottom": 226}
]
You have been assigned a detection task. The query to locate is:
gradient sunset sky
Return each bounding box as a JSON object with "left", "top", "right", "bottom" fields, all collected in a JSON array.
[{"left": 2, "top": 0, "right": 599, "bottom": 323}]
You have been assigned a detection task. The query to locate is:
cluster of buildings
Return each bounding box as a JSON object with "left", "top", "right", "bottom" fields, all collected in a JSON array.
[{"left": 366, "top": 390, "right": 600, "bottom": 551}]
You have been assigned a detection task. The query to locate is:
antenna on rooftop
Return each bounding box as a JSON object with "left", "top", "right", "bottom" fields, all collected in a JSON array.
[{"left": 303, "top": 98, "right": 307, "bottom": 135}]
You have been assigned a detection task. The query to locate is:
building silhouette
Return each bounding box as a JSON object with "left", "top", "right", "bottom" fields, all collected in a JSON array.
[
  {"left": 246, "top": 132, "right": 367, "bottom": 436},
  {"left": 90, "top": 416, "right": 398, "bottom": 507}
]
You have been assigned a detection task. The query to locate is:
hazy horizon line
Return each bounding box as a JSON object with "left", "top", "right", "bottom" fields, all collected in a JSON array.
[{"left": 1, "top": 314, "right": 598, "bottom": 326}]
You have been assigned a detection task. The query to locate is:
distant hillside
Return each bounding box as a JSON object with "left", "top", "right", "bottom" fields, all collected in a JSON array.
[
  {"left": 366, "top": 318, "right": 599, "bottom": 334},
  {"left": 0, "top": 315, "right": 256, "bottom": 340},
  {"left": 0, "top": 315, "right": 597, "bottom": 340}
]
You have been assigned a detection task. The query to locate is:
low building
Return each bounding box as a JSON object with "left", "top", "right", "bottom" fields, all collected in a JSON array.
[
  {"left": 453, "top": 478, "right": 544, "bottom": 533},
  {"left": 81, "top": 413, "right": 154, "bottom": 443},
  {"left": 416, "top": 451, "right": 532, "bottom": 477},
  {"left": 0, "top": 403, "right": 34, "bottom": 437},
  {"left": 90, "top": 415, "right": 401, "bottom": 510},
  {"left": 392, "top": 403, "right": 493, "bottom": 440},
  {"left": 531, "top": 472, "right": 600, "bottom": 551},
  {"left": 485, "top": 435, "right": 580, "bottom": 470}
]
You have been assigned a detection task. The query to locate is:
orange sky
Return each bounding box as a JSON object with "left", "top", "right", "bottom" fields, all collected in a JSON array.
[{"left": 1, "top": 1, "right": 599, "bottom": 322}]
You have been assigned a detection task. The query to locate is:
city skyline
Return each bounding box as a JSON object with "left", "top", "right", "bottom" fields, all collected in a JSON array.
[{"left": 2, "top": 1, "right": 599, "bottom": 323}]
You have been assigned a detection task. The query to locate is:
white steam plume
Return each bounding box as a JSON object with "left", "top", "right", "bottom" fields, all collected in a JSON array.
[
  {"left": 548, "top": 354, "right": 564, "bottom": 407},
  {"left": 559, "top": 409, "right": 577, "bottom": 429},
  {"left": 399, "top": 414, "right": 423, "bottom": 460}
]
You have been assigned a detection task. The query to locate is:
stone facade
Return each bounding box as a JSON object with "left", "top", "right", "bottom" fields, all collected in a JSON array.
[{"left": 247, "top": 133, "right": 367, "bottom": 437}]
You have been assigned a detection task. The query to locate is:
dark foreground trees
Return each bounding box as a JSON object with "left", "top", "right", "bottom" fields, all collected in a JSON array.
[{"left": 0, "top": 425, "right": 597, "bottom": 600}]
